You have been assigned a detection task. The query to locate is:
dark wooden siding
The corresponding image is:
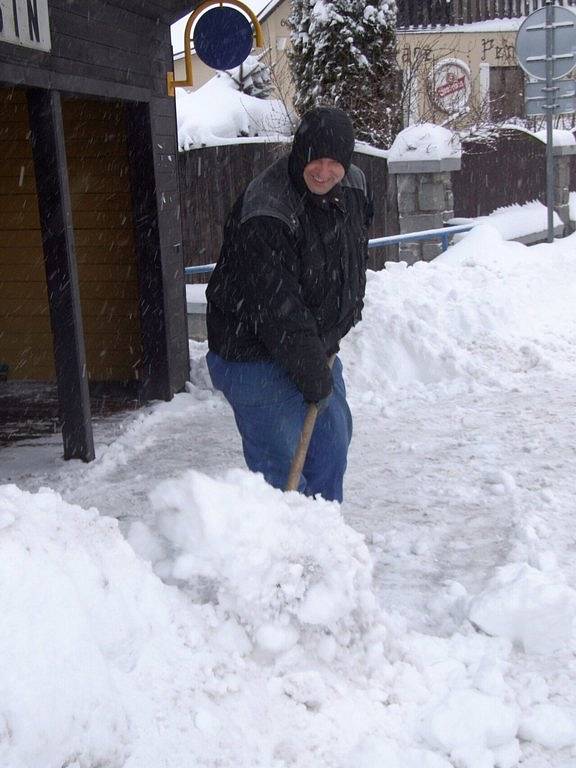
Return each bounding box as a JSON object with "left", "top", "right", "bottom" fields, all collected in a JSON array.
[
  {"left": 0, "top": 1, "right": 167, "bottom": 100},
  {"left": 179, "top": 143, "right": 286, "bottom": 274},
  {"left": 179, "top": 144, "right": 398, "bottom": 278},
  {"left": 453, "top": 129, "right": 547, "bottom": 218},
  {"left": 351, "top": 153, "right": 400, "bottom": 268}
]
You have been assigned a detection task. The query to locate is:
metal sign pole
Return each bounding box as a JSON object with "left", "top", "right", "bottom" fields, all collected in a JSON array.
[
  {"left": 516, "top": 2, "right": 576, "bottom": 243},
  {"left": 545, "top": 1, "right": 555, "bottom": 243}
]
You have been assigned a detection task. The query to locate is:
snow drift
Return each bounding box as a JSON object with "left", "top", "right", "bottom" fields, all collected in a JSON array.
[
  {"left": 342, "top": 226, "right": 576, "bottom": 403},
  {"left": 0, "top": 476, "right": 529, "bottom": 768},
  {"left": 176, "top": 68, "right": 292, "bottom": 150}
]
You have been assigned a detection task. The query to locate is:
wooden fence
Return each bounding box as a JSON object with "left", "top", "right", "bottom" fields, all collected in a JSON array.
[
  {"left": 453, "top": 129, "right": 547, "bottom": 218},
  {"left": 178, "top": 144, "right": 399, "bottom": 281},
  {"left": 397, "top": 0, "right": 576, "bottom": 28},
  {"left": 179, "top": 131, "right": 574, "bottom": 278}
]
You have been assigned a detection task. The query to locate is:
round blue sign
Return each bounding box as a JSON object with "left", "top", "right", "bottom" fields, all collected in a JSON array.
[{"left": 193, "top": 7, "right": 253, "bottom": 71}]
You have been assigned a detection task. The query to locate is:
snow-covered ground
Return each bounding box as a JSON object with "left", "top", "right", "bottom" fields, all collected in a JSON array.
[{"left": 2, "top": 225, "right": 576, "bottom": 768}]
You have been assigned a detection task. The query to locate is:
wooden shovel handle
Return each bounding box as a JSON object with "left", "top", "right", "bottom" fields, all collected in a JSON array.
[{"left": 285, "top": 354, "right": 336, "bottom": 493}]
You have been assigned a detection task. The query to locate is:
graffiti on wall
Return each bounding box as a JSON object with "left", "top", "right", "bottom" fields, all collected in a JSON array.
[
  {"left": 481, "top": 38, "right": 516, "bottom": 63},
  {"left": 400, "top": 45, "right": 433, "bottom": 67}
]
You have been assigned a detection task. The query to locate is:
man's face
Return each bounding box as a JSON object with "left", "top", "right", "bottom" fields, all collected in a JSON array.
[{"left": 303, "top": 158, "right": 345, "bottom": 195}]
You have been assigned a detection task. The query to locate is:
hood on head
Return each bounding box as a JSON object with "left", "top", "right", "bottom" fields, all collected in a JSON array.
[{"left": 289, "top": 107, "right": 355, "bottom": 193}]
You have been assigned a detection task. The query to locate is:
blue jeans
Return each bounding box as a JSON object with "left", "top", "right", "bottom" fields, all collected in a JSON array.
[{"left": 206, "top": 352, "right": 352, "bottom": 502}]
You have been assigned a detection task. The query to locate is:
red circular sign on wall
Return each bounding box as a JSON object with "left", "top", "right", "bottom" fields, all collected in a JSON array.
[{"left": 430, "top": 59, "right": 471, "bottom": 114}]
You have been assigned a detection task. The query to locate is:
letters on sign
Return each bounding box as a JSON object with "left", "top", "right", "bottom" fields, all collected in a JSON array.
[{"left": 0, "top": 0, "right": 51, "bottom": 52}]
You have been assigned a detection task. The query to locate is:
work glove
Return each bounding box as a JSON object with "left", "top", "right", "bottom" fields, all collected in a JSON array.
[{"left": 300, "top": 359, "right": 332, "bottom": 404}]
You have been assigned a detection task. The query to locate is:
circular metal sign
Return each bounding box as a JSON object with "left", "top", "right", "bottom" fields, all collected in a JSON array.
[
  {"left": 429, "top": 59, "right": 471, "bottom": 113},
  {"left": 193, "top": 6, "right": 253, "bottom": 70},
  {"left": 516, "top": 5, "right": 576, "bottom": 81}
]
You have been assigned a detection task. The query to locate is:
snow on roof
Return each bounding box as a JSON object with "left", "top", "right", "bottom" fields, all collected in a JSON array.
[
  {"left": 399, "top": 16, "right": 524, "bottom": 35},
  {"left": 176, "top": 67, "right": 293, "bottom": 149},
  {"left": 388, "top": 123, "right": 462, "bottom": 164},
  {"left": 257, "top": 0, "right": 286, "bottom": 24}
]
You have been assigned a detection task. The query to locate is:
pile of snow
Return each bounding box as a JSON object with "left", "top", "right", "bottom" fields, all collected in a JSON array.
[
  {"left": 469, "top": 561, "right": 576, "bottom": 654},
  {"left": 176, "top": 65, "right": 292, "bottom": 150},
  {"left": 1, "top": 479, "right": 393, "bottom": 768},
  {"left": 452, "top": 200, "right": 561, "bottom": 241},
  {"left": 342, "top": 226, "right": 576, "bottom": 403},
  {"left": 130, "top": 469, "right": 382, "bottom": 662},
  {"left": 2, "top": 472, "right": 550, "bottom": 768},
  {"left": 388, "top": 123, "right": 462, "bottom": 164},
  {"left": 0, "top": 484, "right": 212, "bottom": 767}
]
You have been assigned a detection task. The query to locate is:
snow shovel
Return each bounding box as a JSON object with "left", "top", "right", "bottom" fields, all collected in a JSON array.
[{"left": 285, "top": 355, "right": 335, "bottom": 492}]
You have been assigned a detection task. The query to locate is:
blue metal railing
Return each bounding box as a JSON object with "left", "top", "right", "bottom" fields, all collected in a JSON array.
[
  {"left": 368, "top": 223, "right": 474, "bottom": 252},
  {"left": 184, "top": 223, "right": 475, "bottom": 277}
]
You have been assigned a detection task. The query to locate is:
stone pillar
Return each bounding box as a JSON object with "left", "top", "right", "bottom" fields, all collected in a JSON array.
[
  {"left": 553, "top": 145, "right": 576, "bottom": 235},
  {"left": 389, "top": 156, "right": 461, "bottom": 265}
]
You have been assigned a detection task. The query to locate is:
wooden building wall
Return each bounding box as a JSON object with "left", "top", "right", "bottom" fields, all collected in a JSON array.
[
  {"left": 0, "top": 90, "right": 142, "bottom": 382},
  {"left": 0, "top": 0, "right": 191, "bottom": 394},
  {"left": 62, "top": 98, "right": 141, "bottom": 382},
  {"left": 0, "top": 88, "right": 53, "bottom": 380}
]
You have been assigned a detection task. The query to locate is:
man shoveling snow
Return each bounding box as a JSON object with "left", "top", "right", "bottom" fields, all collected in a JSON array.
[{"left": 205, "top": 107, "right": 373, "bottom": 502}]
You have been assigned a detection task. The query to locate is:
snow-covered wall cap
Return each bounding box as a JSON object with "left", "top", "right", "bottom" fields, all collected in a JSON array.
[
  {"left": 535, "top": 128, "right": 576, "bottom": 156},
  {"left": 388, "top": 123, "right": 462, "bottom": 174},
  {"left": 499, "top": 124, "right": 576, "bottom": 156}
]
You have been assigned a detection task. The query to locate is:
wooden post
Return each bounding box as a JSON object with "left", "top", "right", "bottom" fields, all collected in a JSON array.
[
  {"left": 125, "top": 101, "right": 172, "bottom": 402},
  {"left": 27, "top": 89, "right": 95, "bottom": 462}
]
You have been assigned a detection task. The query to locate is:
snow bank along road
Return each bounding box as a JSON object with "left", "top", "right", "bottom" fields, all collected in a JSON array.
[{"left": 1, "top": 225, "right": 576, "bottom": 768}]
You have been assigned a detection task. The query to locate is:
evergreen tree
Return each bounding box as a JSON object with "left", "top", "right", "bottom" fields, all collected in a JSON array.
[{"left": 288, "top": 0, "right": 402, "bottom": 148}]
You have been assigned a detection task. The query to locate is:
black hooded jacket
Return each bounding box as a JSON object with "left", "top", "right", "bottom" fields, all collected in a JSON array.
[{"left": 206, "top": 143, "right": 373, "bottom": 403}]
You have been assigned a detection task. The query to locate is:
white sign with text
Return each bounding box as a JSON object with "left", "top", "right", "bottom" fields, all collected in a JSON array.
[{"left": 0, "top": 0, "right": 51, "bottom": 52}]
